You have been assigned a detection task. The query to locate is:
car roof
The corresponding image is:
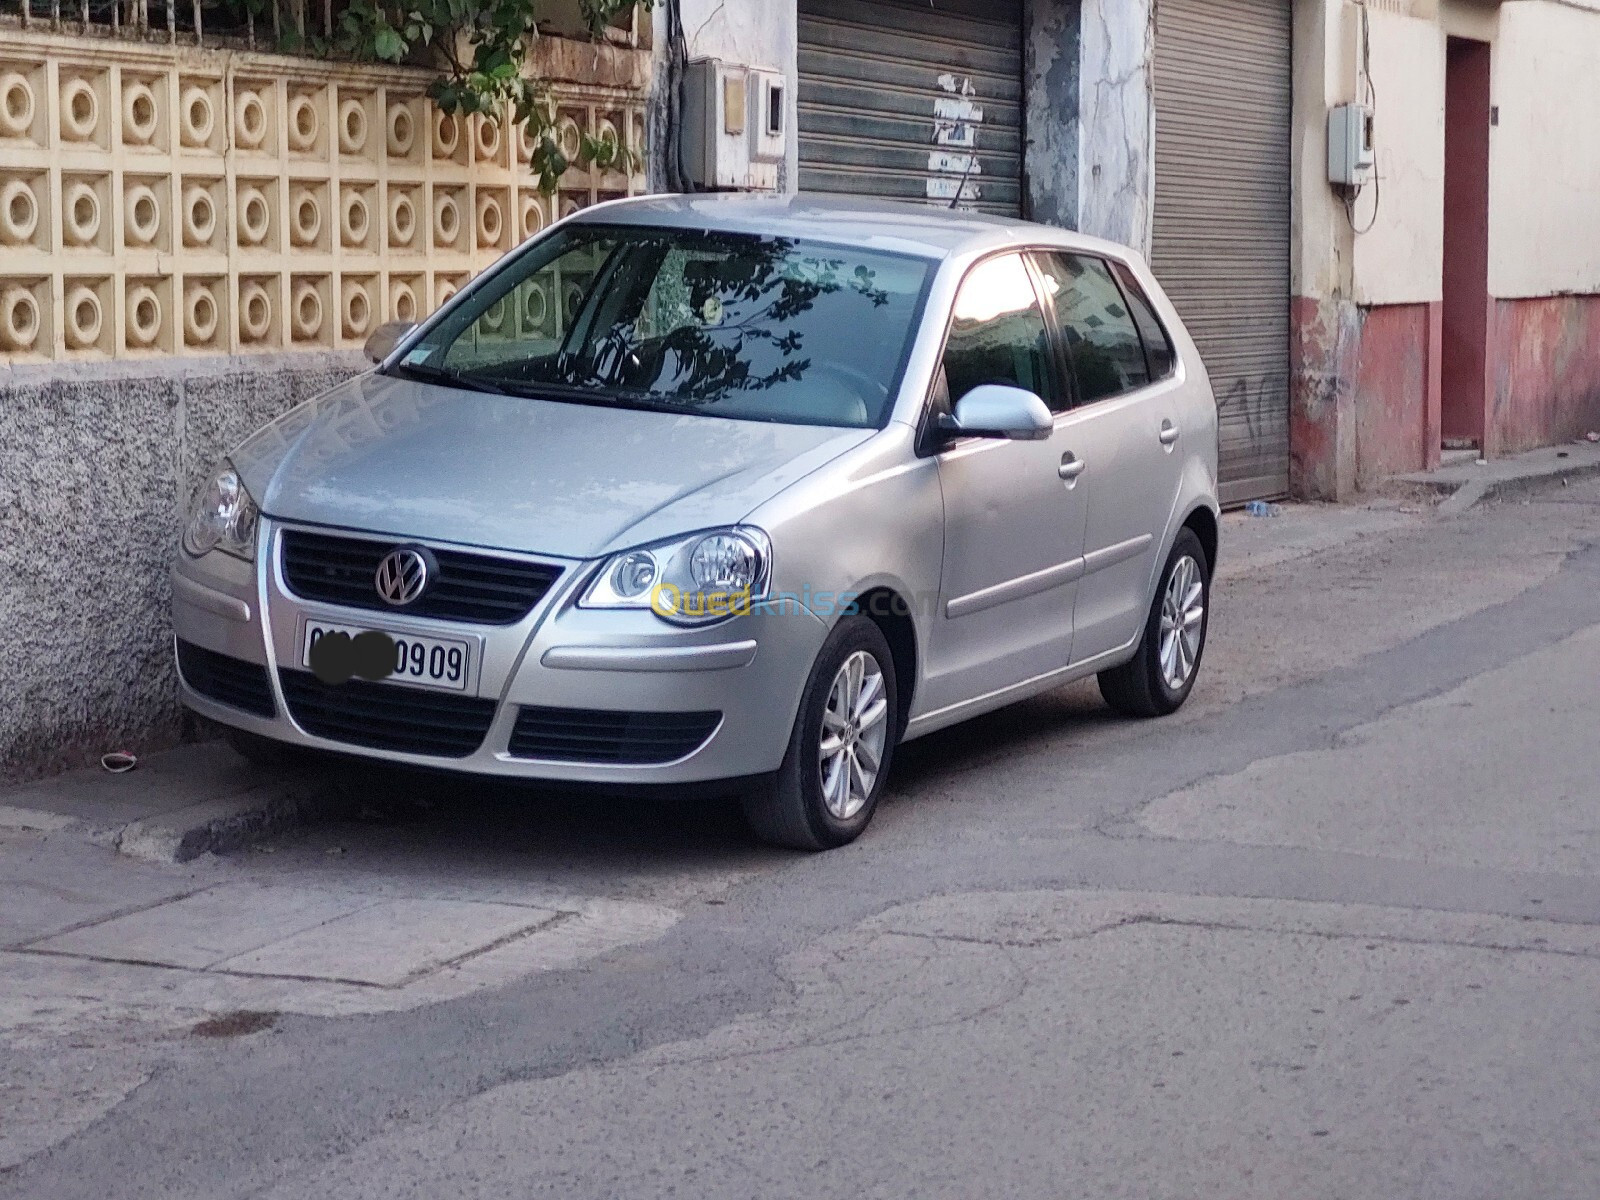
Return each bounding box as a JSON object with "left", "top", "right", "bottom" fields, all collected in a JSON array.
[{"left": 565, "top": 192, "right": 1132, "bottom": 262}]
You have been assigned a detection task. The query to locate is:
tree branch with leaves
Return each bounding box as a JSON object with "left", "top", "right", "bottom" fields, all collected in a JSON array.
[{"left": 333, "top": 0, "right": 653, "bottom": 191}]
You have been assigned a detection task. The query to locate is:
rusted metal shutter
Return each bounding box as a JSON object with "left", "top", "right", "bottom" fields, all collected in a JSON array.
[
  {"left": 1151, "top": 0, "right": 1293, "bottom": 504},
  {"left": 797, "top": 0, "right": 1024, "bottom": 216}
]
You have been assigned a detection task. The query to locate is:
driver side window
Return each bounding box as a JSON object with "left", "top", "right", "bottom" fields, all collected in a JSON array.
[
  {"left": 439, "top": 237, "right": 613, "bottom": 374},
  {"left": 940, "top": 254, "right": 1060, "bottom": 413}
]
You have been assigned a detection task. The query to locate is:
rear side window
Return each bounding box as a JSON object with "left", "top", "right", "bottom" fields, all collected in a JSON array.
[
  {"left": 1112, "top": 261, "right": 1176, "bottom": 381},
  {"left": 1036, "top": 252, "right": 1149, "bottom": 403},
  {"left": 940, "top": 253, "right": 1060, "bottom": 410}
]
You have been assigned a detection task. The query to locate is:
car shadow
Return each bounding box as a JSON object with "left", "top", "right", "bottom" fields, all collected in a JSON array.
[{"left": 227, "top": 679, "right": 1126, "bottom": 888}]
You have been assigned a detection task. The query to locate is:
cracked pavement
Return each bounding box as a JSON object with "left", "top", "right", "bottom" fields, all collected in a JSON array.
[{"left": 5, "top": 481, "right": 1600, "bottom": 1198}]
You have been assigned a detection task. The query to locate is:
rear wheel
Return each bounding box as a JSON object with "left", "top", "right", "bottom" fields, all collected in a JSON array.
[
  {"left": 1098, "top": 527, "right": 1210, "bottom": 718},
  {"left": 742, "top": 616, "right": 898, "bottom": 850}
]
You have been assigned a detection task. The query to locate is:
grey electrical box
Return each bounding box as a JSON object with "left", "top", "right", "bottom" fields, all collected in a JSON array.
[
  {"left": 1328, "top": 102, "right": 1375, "bottom": 186},
  {"left": 681, "top": 58, "right": 784, "bottom": 191}
]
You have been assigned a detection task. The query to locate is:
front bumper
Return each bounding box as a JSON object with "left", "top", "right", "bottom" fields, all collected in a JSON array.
[{"left": 171, "top": 518, "right": 826, "bottom": 784}]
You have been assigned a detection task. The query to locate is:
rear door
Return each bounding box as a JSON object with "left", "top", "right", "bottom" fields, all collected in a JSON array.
[{"left": 1033, "top": 251, "right": 1186, "bottom": 665}]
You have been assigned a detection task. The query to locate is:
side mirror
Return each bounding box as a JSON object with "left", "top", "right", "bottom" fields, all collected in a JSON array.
[
  {"left": 941, "top": 384, "right": 1054, "bottom": 442},
  {"left": 364, "top": 320, "right": 417, "bottom": 365}
]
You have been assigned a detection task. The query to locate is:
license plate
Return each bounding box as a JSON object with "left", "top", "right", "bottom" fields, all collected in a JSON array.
[{"left": 300, "top": 621, "right": 471, "bottom": 692}]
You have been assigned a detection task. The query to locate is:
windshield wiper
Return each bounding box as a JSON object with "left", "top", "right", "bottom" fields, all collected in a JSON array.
[
  {"left": 492, "top": 377, "right": 701, "bottom": 417},
  {"left": 388, "top": 360, "right": 509, "bottom": 396}
]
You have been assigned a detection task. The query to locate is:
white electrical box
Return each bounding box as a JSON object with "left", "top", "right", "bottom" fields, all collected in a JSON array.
[
  {"left": 1328, "top": 102, "right": 1375, "bottom": 186},
  {"left": 681, "top": 58, "right": 784, "bottom": 191}
]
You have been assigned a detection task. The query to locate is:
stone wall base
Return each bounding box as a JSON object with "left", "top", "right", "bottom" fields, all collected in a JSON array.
[{"left": 0, "top": 354, "right": 362, "bottom": 783}]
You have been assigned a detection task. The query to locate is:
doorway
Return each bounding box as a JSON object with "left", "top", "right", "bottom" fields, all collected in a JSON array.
[{"left": 1440, "top": 36, "right": 1492, "bottom": 450}]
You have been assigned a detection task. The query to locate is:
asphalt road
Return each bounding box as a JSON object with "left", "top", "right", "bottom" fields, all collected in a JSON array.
[{"left": 5, "top": 480, "right": 1600, "bottom": 1199}]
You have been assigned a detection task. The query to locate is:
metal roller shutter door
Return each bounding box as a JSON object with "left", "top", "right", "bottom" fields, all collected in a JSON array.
[
  {"left": 797, "top": 0, "right": 1024, "bottom": 216},
  {"left": 1151, "top": 0, "right": 1293, "bottom": 504}
]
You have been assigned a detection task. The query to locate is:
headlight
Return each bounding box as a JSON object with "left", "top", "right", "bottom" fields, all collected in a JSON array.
[
  {"left": 182, "top": 460, "right": 259, "bottom": 561},
  {"left": 581, "top": 527, "right": 771, "bottom": 625}
]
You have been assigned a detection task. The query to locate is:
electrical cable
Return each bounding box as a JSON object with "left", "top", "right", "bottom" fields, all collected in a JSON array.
[
  {"left": 664, "top": 0, "right": 691, "bottom": 192},
  {"left": 1346, "top": 1, "right": 1382, "bottom": 234}
]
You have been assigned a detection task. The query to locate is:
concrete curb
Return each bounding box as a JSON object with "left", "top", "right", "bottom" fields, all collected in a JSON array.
[
  {"left": 0, "top": 751, "right": 348, "bottom": 864},
  {"left": 1392, "top": 443, "right": 1600, "bottom": 515},
  {"left": 111, "top": 776, "right": 344, "bottom": 862}
]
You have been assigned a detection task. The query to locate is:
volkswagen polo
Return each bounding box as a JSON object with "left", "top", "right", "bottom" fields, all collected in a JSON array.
[{"left": 172, "top": 194, "right": 1218, "bottom": 849}]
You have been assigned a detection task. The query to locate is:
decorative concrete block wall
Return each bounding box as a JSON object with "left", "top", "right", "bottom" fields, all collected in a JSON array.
[
  {"left": 0, "top": 29, "right": 651, "bottom": 781},
  {"left": 0, "top": 32, "right": 648, "bottom": 365}
]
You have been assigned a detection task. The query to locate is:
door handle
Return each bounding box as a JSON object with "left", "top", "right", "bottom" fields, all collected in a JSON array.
[
  {"left": 1058, "top": 453, "right": 1086, "bottom": 482},
  {"left": 1158, "top": 421, "right": 1180, "bottom": 447}
]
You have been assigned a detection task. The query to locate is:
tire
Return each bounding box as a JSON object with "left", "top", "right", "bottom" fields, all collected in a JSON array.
[
  {"left": 1098, "top": 527, "right": 1210, "bottom": 719},
  {"left": 224, "top": 726, "right": 309, "bottom": 769},
  {"left": 741, "top": 615, "right": 899, "bottom": 850}
]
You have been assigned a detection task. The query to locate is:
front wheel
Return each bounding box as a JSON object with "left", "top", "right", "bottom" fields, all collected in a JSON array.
[
  {"left": 1098, "top": 527, "right": 1210, "bottom": 718},
  {"left": 742, "top": 616, "right": 898, "bottom": 850}
]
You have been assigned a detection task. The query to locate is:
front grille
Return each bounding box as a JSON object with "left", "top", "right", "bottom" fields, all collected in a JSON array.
[
  {"left": 281, "top": 530, "right": 562, "bottom": 625},
  {"left": 176, "top": 640, "right": 275, "bottom": 717},
  {"left": 508, "top": 706, "right": 722, "bottom": 765},
  {"left": 278, "top": 670, "right": 497, "bottom": 758}
]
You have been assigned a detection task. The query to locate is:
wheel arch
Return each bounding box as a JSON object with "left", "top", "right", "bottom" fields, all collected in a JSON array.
[
  {"left": 845, "top": 586, "right": 918, "bottom": 741},
  {"left": 1181, "top": 503, "right": 1219, "bottom": 575}
]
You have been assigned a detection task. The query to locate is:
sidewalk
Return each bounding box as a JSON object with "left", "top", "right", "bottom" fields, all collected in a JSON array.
[
  {"left": 0, "top": 743, "right": 343, "bottom": 863},
  {"left": 1391, "top": 438, "right": 1600, "bottom": 515}
]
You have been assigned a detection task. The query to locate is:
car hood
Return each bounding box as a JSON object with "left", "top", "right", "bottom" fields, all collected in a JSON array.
[{"left": 229, "top": 373, "right": 873, "bottom": 560}]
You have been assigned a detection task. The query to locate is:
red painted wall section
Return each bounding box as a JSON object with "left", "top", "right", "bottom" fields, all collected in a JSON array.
[
  {"left": 1291, "top": 296, "right": 1442, "bottom": 499},
  {"left": 1490, "top": 294, "right": 1600, "bottom": 453},
  {"left": 1353, "top": 303, "right": 1433, "bottom": 487}
]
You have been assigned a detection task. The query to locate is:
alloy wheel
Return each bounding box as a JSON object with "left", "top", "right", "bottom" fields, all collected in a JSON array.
[
  {"left": 1158, "top": 554, "right": 1205, "bottom": 691},
  {"left": 818, "top": 649, "right": 890, "bottom": 820}
]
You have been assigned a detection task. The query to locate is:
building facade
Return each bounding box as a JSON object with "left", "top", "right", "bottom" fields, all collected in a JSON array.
[
  {"left": 669, "top": 0, "right": 1600, "bottom": 500},
  {"left": 1291, "top": 0, "right": 1600, "bottom": 497}
]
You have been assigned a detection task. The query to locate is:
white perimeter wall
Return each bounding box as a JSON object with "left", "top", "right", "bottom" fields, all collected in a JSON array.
[
  {"left": 1490, "top": 0, "right": 1600, "bottom": 297},
  {"left": 1350, "top": 6, "right": 1446, "bottom": 306}
]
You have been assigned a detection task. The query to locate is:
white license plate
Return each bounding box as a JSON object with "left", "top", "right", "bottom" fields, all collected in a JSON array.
[{"left": 301, "top": 621, "right": 472, "bottom": 692}]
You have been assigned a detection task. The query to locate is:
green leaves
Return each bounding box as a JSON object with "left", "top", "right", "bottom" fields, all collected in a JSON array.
[
  {"left": 372, "top": 26, "right": 407, "bottom": 61},
  {"left": 328, "top": 0, "right": 649, "bottom": 192}
]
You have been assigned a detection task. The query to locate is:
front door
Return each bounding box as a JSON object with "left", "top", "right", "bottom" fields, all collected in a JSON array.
[
  {"left": 922, "top": 253, "right": 1090, "bottom": 715},
  {"left": 1034, "top": 251, "right": 1186, "bottom": 664}
]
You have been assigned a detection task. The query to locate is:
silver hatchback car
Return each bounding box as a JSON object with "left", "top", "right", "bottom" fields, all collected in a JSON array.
[{"left": 173, "top": 195, "right": 1218, "bottom": 849}]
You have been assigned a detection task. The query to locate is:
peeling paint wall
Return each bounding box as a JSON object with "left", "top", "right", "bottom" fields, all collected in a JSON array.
[
  {"left": 1076, "top": 0, "right": 1153, "bottom": 253},
  {"left": 1490, "top": 295, "right": 1600, "bottom": 453},
  {"left": 1026, "top": 0, "right": 1081, "bottom": 228},
  {"left": 1353, "top": 302, "right": 1439, "bottom": 486}
]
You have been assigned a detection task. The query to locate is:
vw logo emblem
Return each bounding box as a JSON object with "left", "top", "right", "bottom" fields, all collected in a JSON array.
[{"left": 374, "top": 546, "right": 432, "bottom": 607}]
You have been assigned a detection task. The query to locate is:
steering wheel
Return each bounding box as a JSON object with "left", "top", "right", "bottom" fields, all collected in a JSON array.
[{"left": 588, "top": 325, "right": 642, "bottom": 385}]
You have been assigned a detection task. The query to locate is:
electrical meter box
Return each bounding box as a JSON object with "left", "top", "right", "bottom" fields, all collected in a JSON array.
[
  {"left": 1327, "top": 102, "right": 1375, "bottom": 186},
  {"left": 682, "top": 58, "right": 785, "bottom": 191}
]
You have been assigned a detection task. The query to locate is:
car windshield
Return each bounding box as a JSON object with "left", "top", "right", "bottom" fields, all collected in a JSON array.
[{"left": 388, "top": 225, "right": 936, "bottom": 429}]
